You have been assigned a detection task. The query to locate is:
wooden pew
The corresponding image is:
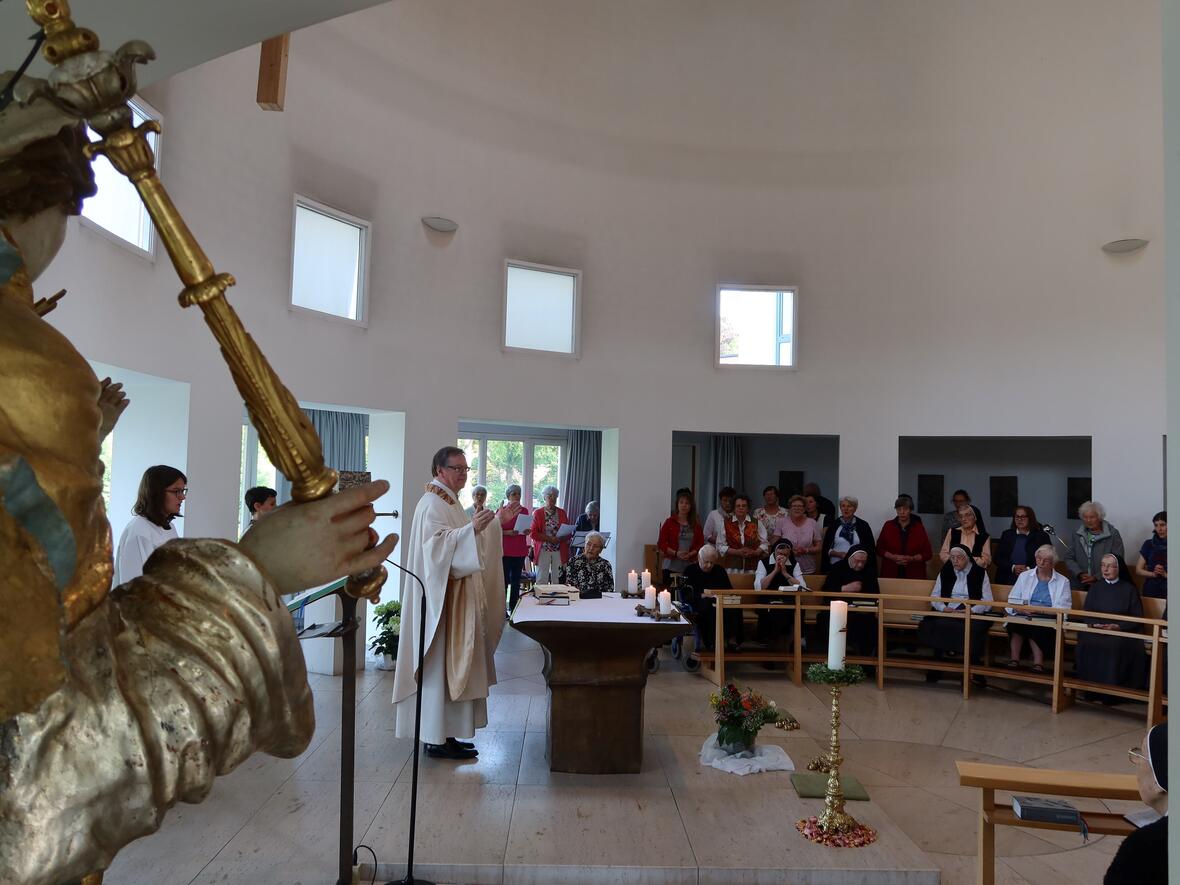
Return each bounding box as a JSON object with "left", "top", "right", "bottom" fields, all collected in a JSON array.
[
  {"left": 957, "top": 760, "right": 1139, "bottom": 885},
  {"left": 691, "top": 575, "right": 1168, "bottom": 727}
]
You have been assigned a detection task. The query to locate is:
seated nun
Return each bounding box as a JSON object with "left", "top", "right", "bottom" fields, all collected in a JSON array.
[
  {"left": 753, "top": 540, "right": 805, "bottom": 650},
  {"left": 1104, "top": 722, "right": 1168, "bottom": 885},
  {"left": 1004, "top": 544, "right": 1071, "bottom": 672},
  {"left": 558, "top": 531, "right": 614, "bottom": 599},
  {"left": 1075, "top": 553, "right": 1149, "bottom": 701},
  {"left": 919, "top": 544, "right": 994, "bottom": 683},
  {"left": 815, "top": 545, "right": 880, "bottom": 658}
]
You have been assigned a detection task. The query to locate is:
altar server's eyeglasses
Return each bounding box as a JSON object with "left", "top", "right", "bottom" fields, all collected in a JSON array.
[
  {"left": 166, "top": 487, "right": 189, "bottom": 498},
  {"left": 1129, "top": 747, "right": 1147, "bottom": 764}
]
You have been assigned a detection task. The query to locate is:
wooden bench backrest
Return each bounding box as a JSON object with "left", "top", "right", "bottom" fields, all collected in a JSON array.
[
  {"left": 729, "top": 572, "right": 756, "bottom": 590},
  {"left": 1144, "top": 597, "right": 1167, "bottom": 620}
]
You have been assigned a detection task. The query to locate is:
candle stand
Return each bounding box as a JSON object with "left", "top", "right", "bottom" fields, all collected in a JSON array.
[{"left": 796, "top": 664, "right": 878, "bottom": 848}]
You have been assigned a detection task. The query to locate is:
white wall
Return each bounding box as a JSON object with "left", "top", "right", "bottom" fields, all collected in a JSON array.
[
  {"left": 39, "top": 0, "right": 1164, "bottom": 592},
  {"left": 89, "top": 361, "right": 190, "bottom": 544}
]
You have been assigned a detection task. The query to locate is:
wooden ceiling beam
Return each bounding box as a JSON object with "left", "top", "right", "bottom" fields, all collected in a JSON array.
[{"left": 256, "top": 33, "right": 290, "bottom": 111}]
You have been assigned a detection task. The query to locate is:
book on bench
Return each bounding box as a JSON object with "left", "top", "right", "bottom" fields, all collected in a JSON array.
[{"left": 1012, "top": 795, "right": 1082, "bottom": 827}]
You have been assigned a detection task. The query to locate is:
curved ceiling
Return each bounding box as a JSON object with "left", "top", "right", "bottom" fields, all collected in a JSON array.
[
  {"left": 0, "top": 0, "right": 389, "bottom": 86},
  {"left": 290, "top": 0, "right": 1141, "bottom": 187}
]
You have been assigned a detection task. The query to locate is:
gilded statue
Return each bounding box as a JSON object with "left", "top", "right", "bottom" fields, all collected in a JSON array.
[{"left": 0, "top": 4, "right": 397, "bottom": 882}]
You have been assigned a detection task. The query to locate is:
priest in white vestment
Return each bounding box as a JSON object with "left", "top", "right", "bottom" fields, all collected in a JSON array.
[{"left": 392, "top": 446, "right": 505, "bottom": 758}]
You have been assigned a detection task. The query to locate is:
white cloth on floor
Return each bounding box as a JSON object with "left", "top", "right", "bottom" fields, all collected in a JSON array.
[{"left": 699, "top": 733, "right": 795, "bottom": 776}]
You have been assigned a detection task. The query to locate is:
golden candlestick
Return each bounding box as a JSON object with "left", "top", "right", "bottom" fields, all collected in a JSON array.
[
  {"left": 796, "top": 665, "right": 877, "bottom": 847},
  {"left": 816, "top": 684, "right": 858, "bottom": 833},
  {"left": 17, "top": 0, "right": 386, "bottom": 604}
]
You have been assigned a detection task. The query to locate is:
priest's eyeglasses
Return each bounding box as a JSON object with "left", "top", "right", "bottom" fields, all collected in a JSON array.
[{"left": 443, "top": 464, "right": 471, "bottom": 473}]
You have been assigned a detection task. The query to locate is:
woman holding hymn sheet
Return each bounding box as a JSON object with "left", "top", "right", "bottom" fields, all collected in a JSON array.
[{"left": 392, "top": 447, "right": 505, "bottom": 760}]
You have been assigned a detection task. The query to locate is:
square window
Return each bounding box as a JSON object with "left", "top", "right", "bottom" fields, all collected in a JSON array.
[
  {"left": 717, "top": 285, "right": 797, "bottom": 369},
  {"left": 80, "top": 97, "right": 160, "bottom": 255},
  {"left": 504, "top": 260, "right": 580, "bottom": 356},
  {"left": 290, "top": 197, "right": 370, "bottom": 324}
]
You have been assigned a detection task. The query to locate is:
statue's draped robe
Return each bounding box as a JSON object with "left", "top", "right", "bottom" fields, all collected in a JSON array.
[
  {"left": 391, "top": 481, "right": 503, "bottom": 744},
  {"left": 0, "top": 283, "right": 314, "bottom": 885}
]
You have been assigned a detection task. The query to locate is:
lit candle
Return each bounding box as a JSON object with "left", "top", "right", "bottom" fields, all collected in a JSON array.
[
  {"left": 627, "top": 570, "right": 638, "bottom": 595},
  {"left": 641, "top": 569, "right": 652, "bottom": 589},
  {"left": 644, "top": 585, "right": 657, "bottom": 610},
  {"left": 658, "top": 589, "right": 672, "bottom": 614},
  {"left": 827, "top": 600, "right": 848, "bottom": 670}
]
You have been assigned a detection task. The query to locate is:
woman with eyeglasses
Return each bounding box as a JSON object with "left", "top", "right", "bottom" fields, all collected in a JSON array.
[
  {"left": 528, "top": 485, "right": 570, "bottom": 584},
  {"left": 1105, "top": 723, "right": 1167, "bottom": 884},
  {"left": 115, "top": 464, "right": 187, "bottom": 584},
  {"left": 993, "top": 505, "right": 1050, "bottom": 586}
]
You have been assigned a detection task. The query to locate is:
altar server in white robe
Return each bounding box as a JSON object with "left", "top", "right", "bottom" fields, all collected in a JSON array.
[{"left": 392, "top": 446, "right": 505, "bottom": 759}]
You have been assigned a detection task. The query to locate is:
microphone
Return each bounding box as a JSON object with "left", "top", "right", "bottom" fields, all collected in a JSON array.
[
  {"left": 1041, "top": 524, "right": 1071, "bottom": 552},
  {"left": 374, "top": 511, "right": 399, "bottom": 518}
]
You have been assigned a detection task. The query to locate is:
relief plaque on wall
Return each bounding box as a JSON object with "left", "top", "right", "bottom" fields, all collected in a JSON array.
[
  {"left": 778, "top": 470, "right": 805, "bottom": 498},
  {"left": 989, "top": 475, "right": 1018, "bottom": 518},
  {"left": 1066, "top": 477, "right": 1092, "bottom": 517},
  {"left": 917, "top": 474, "right": 944, "bottom": 514}
]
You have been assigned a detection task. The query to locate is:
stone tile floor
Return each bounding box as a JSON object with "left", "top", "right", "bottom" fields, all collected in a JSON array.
[{"left": 103, "top": 626, "right": 1152, "bottom": 884}]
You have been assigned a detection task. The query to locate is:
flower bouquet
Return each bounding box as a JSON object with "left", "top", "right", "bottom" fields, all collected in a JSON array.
[{"left": 708, "top": 683, "right": 784, "bottom": 754}]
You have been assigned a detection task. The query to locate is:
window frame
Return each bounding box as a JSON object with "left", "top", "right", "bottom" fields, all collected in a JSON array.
[
  {"left": 714, "top": 283, "right": 799, "bottom": 372},
  {"left": 502, "top": 259, "right": 583, "bottom": 359},
  {"left": 76, "top": 94, "right": 162, "bottom": 261},
  {"left": 456, "top": 433, "right": 566, "bottom": 511},
  {"left": 288, "top": 194, "right": 372, "bottom": 328}
]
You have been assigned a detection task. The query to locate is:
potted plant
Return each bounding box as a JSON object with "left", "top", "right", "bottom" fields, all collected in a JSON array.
[
  {"left": 369, "top": 600, "right": 401, "bottom": 670},
  {"left": 708, "top": 683, "right": 785, "bottom": 755}
]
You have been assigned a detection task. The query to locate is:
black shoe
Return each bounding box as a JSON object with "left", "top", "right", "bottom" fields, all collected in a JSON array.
[
  {"left": 424, "top": 742, "right": 478, "bottom": 760},
  {"left": 970, "top": 675, "right": 987, "bottom": 688},
  {"left": 925, "top": 670, "right": 942, "bottom": 683},
  {"left": 447, "top": 737, "right": 476, "bottom": 752}
]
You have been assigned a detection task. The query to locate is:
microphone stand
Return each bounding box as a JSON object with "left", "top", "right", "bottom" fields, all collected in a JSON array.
[{"left": 383, "top": 558, "right": 434, "bottom": 885}]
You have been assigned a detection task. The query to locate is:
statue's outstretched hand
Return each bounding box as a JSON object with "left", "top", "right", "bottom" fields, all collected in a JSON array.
[
  {"left": 239, "top": 479, "right": 398, "bottom": 594},
  {"left": 97, "top": 376, "right": 130, "bottom": 439}
]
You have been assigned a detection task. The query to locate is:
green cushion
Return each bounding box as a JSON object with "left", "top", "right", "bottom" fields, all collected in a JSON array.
[{"left": 790, "top": 772, "right": 870, "bottom": 801}]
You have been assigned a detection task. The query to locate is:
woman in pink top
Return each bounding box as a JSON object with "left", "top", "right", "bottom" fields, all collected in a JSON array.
[
  {"left": 496, "top": 483, "right": 530, "bottom": 617},
  {"left": 529, "top": 485, "right": 571, "bottom": 584},
  {"left": 779, "top": 494, "right": 824, "bottom": 574}
]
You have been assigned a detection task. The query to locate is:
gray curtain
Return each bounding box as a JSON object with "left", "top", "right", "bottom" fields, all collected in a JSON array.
[
  {"left": 276, "top": 408, "right": 369, "bottom": 503},
  {"left": 564, "top": 429, "right": 601, "bottom": 521},
  {"left": 704, "top": 434, "right": 744, "bottom": 508}
]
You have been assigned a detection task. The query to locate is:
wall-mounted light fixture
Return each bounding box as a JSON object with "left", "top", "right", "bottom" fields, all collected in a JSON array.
[
  {"left": 421, "top": 216, "right": 458, "bottom": 234},
  {"left": 1101, "top": 238, "right": 1149, "bottom": 255}
]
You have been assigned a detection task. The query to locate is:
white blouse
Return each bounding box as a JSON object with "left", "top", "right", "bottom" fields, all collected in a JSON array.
[
  {"left": 754, "top": 559, "right": 805, "bottom": 590},
  {"left": 116, "top": 515, "right": 179, "bottom": 585},
  {"left": 1005, "top": 569, "right": 1072, "bottom": 613}
]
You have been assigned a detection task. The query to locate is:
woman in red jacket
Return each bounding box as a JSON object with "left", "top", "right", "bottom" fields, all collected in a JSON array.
[
  {"left": 529, "top": 485, "right": 571, "bottom": 584},
  {"left": 658, "top": 489, "right": 704, "bottom": 586},
  {"left": 877, "top": 495, "right": 933, "bottom": 579}
]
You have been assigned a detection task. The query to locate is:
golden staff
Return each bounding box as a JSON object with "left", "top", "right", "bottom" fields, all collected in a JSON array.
[{"left": 18, "top": 0, "right": 385, "bottom": 602}]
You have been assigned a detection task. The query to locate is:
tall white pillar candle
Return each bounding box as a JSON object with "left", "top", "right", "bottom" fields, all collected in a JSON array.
[
  {"left": 658, "top": 589, "right": 672, "bottom": 614},
  {"left": 644, "top": 585, "right": 657, "bottom": 610},
  {"left": 827, "top": 600, "right": 848, "bottom": 670},
  {"left": 628, "top": 570, "right": 639, "bottom": 594},
  {"left": 641, "top": 569, "right": 652, "bottom": 589}
]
